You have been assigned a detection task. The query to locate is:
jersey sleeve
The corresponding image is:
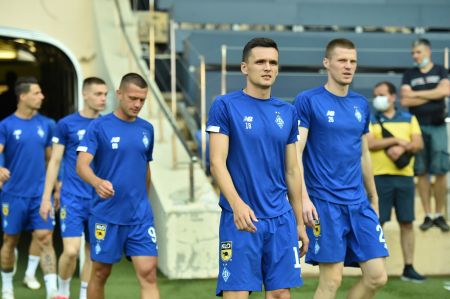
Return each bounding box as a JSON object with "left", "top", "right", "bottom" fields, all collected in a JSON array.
[
  {"left": 45, "top": 118, "right": 56, "bottom": 148},
  {"left": 0, "top": 121, "right": 6, "bottom": 146},
  {"left": 287, "top": 106, "right": 300, "bottom": 144},
  {"left": 206, "top": 97, "right": 230, "bottom": 135},
  {"left": 293, "top": 93, "right": 311, "bottom": 129},
  {"left": 52, "top": 119, "right": 68, "bottom": 146},
  {"left": 363, "top": 101, "right": 370, "bottom": 134},
  {"left": 77, "top": 121, "right": 98, "bottom": 156},
  {"left": 411, "top": 115, "right": 422, "bottom": 135},
  {"left": 401, "top": 70, "right": 412, "bottom": 86},
  {"left": 146, "top": 124, "right": 154, "bottom": 162}
]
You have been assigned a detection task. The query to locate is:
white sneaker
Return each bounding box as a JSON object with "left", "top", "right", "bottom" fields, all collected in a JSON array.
[
  {"left": 46, "top": 289, "right": 58, "bottom": 299},
  {"left": 1, "top": 289, "right": 14, "bottom": 299},
  {"left": 23, "top": 275, "right": 41, "bottom": 290}
]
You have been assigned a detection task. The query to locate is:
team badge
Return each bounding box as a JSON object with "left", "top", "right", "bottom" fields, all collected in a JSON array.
[
  {"left": 354, "top": 106, "right": 362, "bottom": 122},
  {"left": 13, "top": 129, "right": 22, "bottom": 140},
  {"left": 313, "top": 219, "right": 321, "bottom": 254},
  {"left": 220, "top": 241, "right": 232, "bottom": 262},
  {"left": 60, "top": 207, "right": 66, "bottom": 220},
  {"left": 142, "top": 132, "right": 149, "bottom": 148},
  {"left": 2, "top": 203, "right": 9, "bottom": 216},
  {"left": 37, "top": 126, "right": 45, "bottom": 138},
  {"left": 77, "top": 129, "right": 86, "bottom": 141},
  {"left": 275, "top": 112, "right": 284, "bottom": 129},
  {"left": 222, "top": 266, "right": 231, "bottom": 282},
  {"left": 95, "top": 223, "right": 107, "bottom": 240}
]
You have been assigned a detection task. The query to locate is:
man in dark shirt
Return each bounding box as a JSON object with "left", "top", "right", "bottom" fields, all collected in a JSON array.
[{"left": 401, "top": 38, "right": 450, "bottom": 232}]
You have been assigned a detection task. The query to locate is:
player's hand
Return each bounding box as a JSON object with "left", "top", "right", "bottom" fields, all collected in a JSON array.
[
  {"left": 297, "top": 225, "right": 309, "bottom": 257},
  {"left": 0, "top": 167, "right": 10, "bottom": 183},
  {"left": 95, "top": 179, "right": 115, "bottom": 199},
  {"left": 231, "top": 199, "right": 258, "bottom": 233},
  {"left": 39, "top": 198, "right": 53, "bottom": 221},
  {"left": 302, "top": 196, "right": 319, "bottom": 228}
]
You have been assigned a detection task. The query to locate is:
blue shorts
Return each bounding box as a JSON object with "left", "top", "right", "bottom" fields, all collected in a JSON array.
[
  {"left": 1, "top": 192, "right": 54, "bottom": 234},
  {"left": 216, "top": 209, "right": 303, "bottom": 296},
  {"left": 60, "top": 192, "right": 91, "bottom": 240},
  {"left": 306, "top": 198, "right": 389, "bottom": 267},
  {"left": 89, "top": 215, "right": 158, "bottom": 264}
]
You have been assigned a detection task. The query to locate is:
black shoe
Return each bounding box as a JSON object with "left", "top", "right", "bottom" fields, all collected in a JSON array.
[
  {"left": 401, "top": 266, "right": 426, "bottom": 283},
  {"left": 419, "top": 216, "right": 434, "bottom": 231},
  {"left": 433, "top": 216, "right": 450, "bottom": 232}
]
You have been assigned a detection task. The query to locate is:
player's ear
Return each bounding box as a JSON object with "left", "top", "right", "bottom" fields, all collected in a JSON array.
[
  {"left": 323, "top": 57, "right": 329, "bottom": 70},
  {"left": 241, "top": 62, "right": 248, "bottom": 75}
]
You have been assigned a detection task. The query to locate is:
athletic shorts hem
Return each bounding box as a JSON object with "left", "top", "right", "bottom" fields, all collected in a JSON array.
[
  {"left": 264, "top": 281, "right": 304, "bottom": 291},
  {"left": 216, "top": 286, "right": 261, "bottom": 296},
  {"left": 90, "top": 256, "right": 121, "bottom": 265}
]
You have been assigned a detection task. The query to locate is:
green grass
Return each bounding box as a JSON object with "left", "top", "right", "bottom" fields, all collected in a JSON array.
[{"left": 9, "top": 257, "right": 450, "bottom": 299}]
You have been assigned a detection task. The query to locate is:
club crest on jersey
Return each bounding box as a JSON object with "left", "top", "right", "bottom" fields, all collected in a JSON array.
[
  {"left": 142, "top": 132, "right": 149, "bottom": 148},
  {"left": 77, "top": 129, "right": 86, "bottom": 141},
  {"left": 327, "top": 110, "right": 335, "bottom": 123},
  {"left": 222, "top": 266, "right": 231, "bottom": 282},
  {"left": 37, "top": 126, "right": 45, "bottom": 138},
  {"left": 110, "top": 136, "right": 120, "bottom": 149},
  {"left": 95, "top": 223, "right": 107, "bottom": 240},
  {"left": 220, "top": 241, "right": 232, "bottom": 262},
  {"left": 275, "top": 112, "right": 284, "bottom": 129},
  {"left": 13, "top": 129, "right": 22, "bottom": 140},
  {"left": 354, "top": 106, "right": 362, "bottom": 122},
  {"left": 243, "top": 115, "right": 253, "bottom": 130},
  {"left": 2, "top": 203, "right": 9, "bottom": 216}
]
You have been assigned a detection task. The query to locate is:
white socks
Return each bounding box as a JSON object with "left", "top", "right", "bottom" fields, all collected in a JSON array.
[
  {"left": 1, "top": 271, "right": 14, "bottom": 292},
  {"left": 44, "top": 273, "right": 58, "bottom": 296},
  {"left": 80, "top": 281, "right": 88, "bottom": 299},
  {"left": 58, "top": 276, "right": 71, "bottom": 297},
  {"left": 25, "top": 255, "right": 40, "bottom": 277}
]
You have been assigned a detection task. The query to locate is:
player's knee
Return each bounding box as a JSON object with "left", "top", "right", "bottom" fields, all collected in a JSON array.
[
  {"left": 268, "top": 289, "right": 290, "bottom": 299},
  {"left": 138, "top": 265, "right": 157, "bottom": 285},
  {"left": 35, "top": 231, "right": 53, "bottom": 248},
  {"left": 92, "top": 266, "right": 111, "bottom": 282},
  {"left": 2, "top": 234, "right": 17, "bottom": 248},
  {"left": 320, "top": 275, "right": 342, "bottom": 293},
  {"left": 63, "top": 245, "right": 80, "bottom": 259},
  {"left": 364, "top": 270, "right": 387, "bottom": 290}
]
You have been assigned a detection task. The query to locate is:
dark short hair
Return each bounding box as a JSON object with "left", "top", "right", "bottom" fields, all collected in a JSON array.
[
  {"left": 242, "top": 37, "right": 278, "bottom": 62},
  {"left": 374, "top": 81, "right": 397, "bottom": 95},
  {"left": 412, "top": 38, "right": 431, "bottom": 49},
  {"left": 83, "top": 77, "right": 106, "bottom": 91},
  {"left": 15, "top": 76, "right": 38, "bottom": 97},
  {"left": 119, "top": 73, "right": 148, "bottom": 89},
  {"left": 325, "top": 38, "right": 356, "bottom": 59}
]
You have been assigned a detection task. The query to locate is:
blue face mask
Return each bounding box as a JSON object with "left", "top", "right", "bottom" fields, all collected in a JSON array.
[{"left": 414, "top": 57, "right": 429, "bottom": 68}]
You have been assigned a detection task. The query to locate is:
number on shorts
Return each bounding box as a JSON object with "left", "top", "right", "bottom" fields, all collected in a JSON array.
[
  {"left": 376, "top": 224, "right": 386, "bottom": 243},
  {"left": 148, "top": 226, "right": 157, "bottom": 243},
  {"left": 293, "top": 247, "right": 301, "bottom": 269}
]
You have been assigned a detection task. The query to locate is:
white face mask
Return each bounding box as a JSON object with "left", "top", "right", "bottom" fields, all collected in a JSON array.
[
  {"left": 414, "top": 57, "right": 429, "bottom": 68},
  {"left": 373, "top": 96, "right": 389, "bottom": 112}
]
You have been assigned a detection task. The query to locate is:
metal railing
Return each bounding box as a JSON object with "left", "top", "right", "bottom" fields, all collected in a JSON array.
[{"left": 115, "top": 0, "right": 197, "bottom": 201}]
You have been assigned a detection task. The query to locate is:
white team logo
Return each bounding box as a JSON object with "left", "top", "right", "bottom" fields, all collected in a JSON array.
[
  {"left": 142, "top": 132, "right": 149, "bottom": 148},
  {"left": 77, "top": 129, "right": 86, "bottom": 141},
  {"left": 275, "top": 112, "right": 284, "bottom": 129},
  {"left": 243, "top": 116, "right": 253, "bottom": 130},
  {"left": 354, "top": 106, "right": 362, "bottom": 122},
  {"left": 37, "top": 126, "right": 45, "bottom": 138},
  {"left": 327, "top": 110, "right": 335, "bottom": 123},
  {"left": 222, "top": 266, "right": 231, "bottom": 282},
  {"left": 13, "top": 129, "right": 22, "bottom": 140},
  {"left": 110, "top": 136, "right": 120, "bottom": 149}
]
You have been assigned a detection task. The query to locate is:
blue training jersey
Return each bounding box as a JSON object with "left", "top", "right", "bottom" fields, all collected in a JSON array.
[
  {"left": 77, "top": 113, "right": 154, "bottom": 225},
  {"left": 52, "top": 112, "right": 96, "bottom": 198},
  {"left": 0, "top": 113, "right": 54, "bottom": 197},
  {"left": 206, "top": 90, "right": 299, "bottom": 218},
  {"left": 293, "top": 86, "right": 370, "bottom": 205}
]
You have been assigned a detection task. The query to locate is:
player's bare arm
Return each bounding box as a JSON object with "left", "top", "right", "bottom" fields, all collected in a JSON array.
[
  {"left": 0, "top": 144, "right": 10, "bottom": 183},
  {"left": 40, "top": 143, "right": 65, "bottom": 221},
  {"left": 209, "top": 132, "right": 258, "bottom": 233},
  {"left": 76, "top": 151, "right": 115, "bottom": 199},
  {"left": 296, "top": 127, "right": 318, "bottom": 228},
  {"left": 285, "top": 142, "right": 309, "bottom": 257},
  {"left": 361, "top": 134, "right": 379, "bottom": 215}
]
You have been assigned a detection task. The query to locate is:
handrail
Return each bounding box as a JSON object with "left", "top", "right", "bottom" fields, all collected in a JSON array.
[{"left": 115, "top": 0, "right": 197, "bottom": 201}]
